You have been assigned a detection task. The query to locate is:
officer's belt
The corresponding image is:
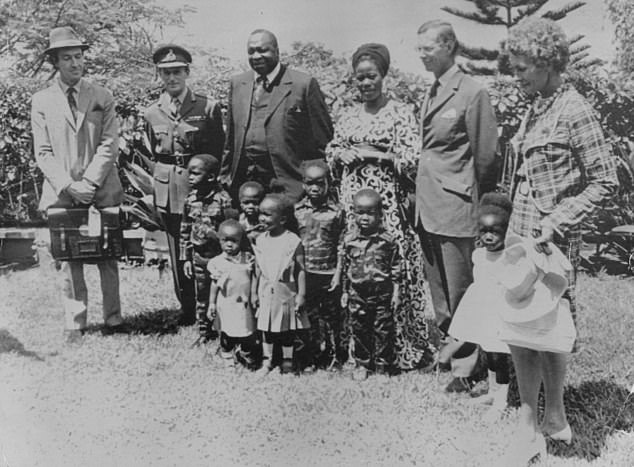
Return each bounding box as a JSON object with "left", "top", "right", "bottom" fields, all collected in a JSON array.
[{"left": 155, "top": 154, "right": 193, "bottom": 167}]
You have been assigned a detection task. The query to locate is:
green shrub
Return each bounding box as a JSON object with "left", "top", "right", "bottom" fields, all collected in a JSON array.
[{"left": 1, "top": 42, "right": 633, "bottom": 226}]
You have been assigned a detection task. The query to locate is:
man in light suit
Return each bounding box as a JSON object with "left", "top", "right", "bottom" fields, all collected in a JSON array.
[
  {"left": 415, "top": 21, "right": 498, "bottom": 391},
  {"left": 220, "top": 29, "right": 333, "bottom": 202},
  {"left": 31, "top": 27, "right": 125, "bottom": 341}
]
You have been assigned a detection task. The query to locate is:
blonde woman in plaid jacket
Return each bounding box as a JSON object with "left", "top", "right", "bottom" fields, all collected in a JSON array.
[{"left": 503, "top": 18, "right": 619, "bottom": 464}]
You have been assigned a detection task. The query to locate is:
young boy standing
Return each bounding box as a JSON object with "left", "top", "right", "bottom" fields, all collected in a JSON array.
[
  {"left": 294, "top": 160, "right": 346, "bottom": 370},
  {"left": 180, "top": 154, "right": 233, "bottom": 345},
  {"left": 340, "top": 188, "right": 400, "bottom": 380}
]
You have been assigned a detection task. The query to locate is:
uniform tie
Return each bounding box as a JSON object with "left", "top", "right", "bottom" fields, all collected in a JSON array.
[
  {"left": 253, "top": 75, "right": 268, "bottom": 103},
  {"left": 67, "top": 87, "right": 78, "bottom": 122},
  {"left": 168, "top": 96, "right": 180, "bottom": 121}
]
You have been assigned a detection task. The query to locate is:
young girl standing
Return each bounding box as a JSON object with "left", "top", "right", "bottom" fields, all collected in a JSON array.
[
  {"left": 207, "top": 220, "right": 260, "bottom": 370},
  {"left": 448, "top": 193, "right": 513, "bottom": 415},
  {"left": 253, "top": 194, "right": 309, "bottom": 375}
]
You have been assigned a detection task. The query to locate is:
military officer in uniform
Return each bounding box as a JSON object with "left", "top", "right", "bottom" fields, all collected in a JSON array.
[{"left": 144, "top": 44, "right": 225, "bottom": 325}]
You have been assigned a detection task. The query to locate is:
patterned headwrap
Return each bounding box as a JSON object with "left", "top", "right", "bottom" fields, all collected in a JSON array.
[{"left": 352, "top": 43, "right": 391, "bottom": 77}]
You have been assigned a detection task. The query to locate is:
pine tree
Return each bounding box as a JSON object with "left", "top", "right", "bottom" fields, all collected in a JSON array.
[{"left": 440, "top": 0, "right": 602, "bottom": 74}]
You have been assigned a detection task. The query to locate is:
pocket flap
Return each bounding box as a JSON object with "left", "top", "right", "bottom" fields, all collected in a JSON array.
[
  {"left": 436, "top": 173, "right": 472, "bottom": 197},
  {"left": 153, "top": 164, "right": 170, "bottom": 183}
]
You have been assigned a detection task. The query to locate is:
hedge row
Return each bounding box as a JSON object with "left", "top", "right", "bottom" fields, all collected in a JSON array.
[{"left": 1, "top": 43, "right": 633, "bottom": 225}]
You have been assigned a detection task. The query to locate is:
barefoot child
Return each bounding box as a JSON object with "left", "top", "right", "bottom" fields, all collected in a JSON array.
[
  {"left": 238, "top": 181, "right": 266, "bottom": 247},
  {"left": 295, "top": 160, "right": 346, "bottom": 370},
  {"left": 207, "top": 220, "right": 260, "bottom": 369},
  {"left": 253, "top": 194, "right": 309, "bottom": 375},
  {"left": 180, "top": 154, "right": 233, "bottom": 345},
  {"left": 448, "top": 193, "right": 513, "bottom": 415},
  {"left": 340, "top": 189, "right": 400, "bottom": 380}
]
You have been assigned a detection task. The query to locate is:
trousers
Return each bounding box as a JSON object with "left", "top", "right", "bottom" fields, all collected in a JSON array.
[
  {"left": 159, "top": 210, "right": 196, "bottom": 324},
  {"left": 418, "top": 228, "right": 479, "bottom": 377},
  {"left": 300, "top": 273, "right": 345, "bottom": 366},
  {"left": 347, "top": 284, "right": 394, "bottom": 371},
  {"left": 61, "top": 260, "right": 122, "bottom": 330},
  {"left": 193, "top": 252, "right": 215, "bottom": 337}
]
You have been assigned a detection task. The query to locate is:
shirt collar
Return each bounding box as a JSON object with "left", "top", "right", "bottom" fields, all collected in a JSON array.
[
  {"left": 58, "top": 78, "right": 83, "bottom": 97},
  {"left": 354, "top": 227, "right": 385, "bottom": 241},
  {"left": 254, "top": 62, "right": 281, "bottom": 84},
  {"left": 437, "top": 64, "right": 459, "bottom": 90},
  {"left": 193, "top": 184, "right": 220, "bottom": 200},
  {"left": 171, "top": 87, "right": 189, "bottom": 104}
]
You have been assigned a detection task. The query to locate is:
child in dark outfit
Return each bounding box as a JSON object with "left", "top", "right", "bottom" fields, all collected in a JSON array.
[
  {"left": 180, "top": 154, "right": 233, "bottom": 345},
  {"left": 340, "top": 188, "right": 400, "bottom": 381},
  {"left": 294, "top": 160, "right": 347, "bottom": 370}
]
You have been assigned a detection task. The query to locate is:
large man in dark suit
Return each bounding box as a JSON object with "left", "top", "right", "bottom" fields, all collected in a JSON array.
[
  {"left": 414, "top": 20, "right": 498, "bottom": 392},
  {"left": 144, "top": 44, "right": 225, "bottom": 325},
  {"left": 220, "top": 29, "right": 333, "bottom": 202}
]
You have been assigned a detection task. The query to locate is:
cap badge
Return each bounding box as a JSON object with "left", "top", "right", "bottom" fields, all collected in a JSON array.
[{"left": 164, "top": 49, "right": 176, "bottom": 62}]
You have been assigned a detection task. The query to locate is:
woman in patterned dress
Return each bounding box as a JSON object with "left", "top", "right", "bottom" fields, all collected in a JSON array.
[{"left": 328, "top": 43, "right": 432, "bottom": 371}]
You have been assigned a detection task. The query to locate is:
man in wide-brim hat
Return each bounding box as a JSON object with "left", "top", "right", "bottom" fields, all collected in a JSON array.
[
  {"left": 32, "top": 26, "right": 126, "bottom": 341},
  {"left": 143, "top": 43, "right": 225, "bottom": 331}
]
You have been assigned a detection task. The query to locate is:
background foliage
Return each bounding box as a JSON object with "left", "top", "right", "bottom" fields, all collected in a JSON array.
[{"left": 0, "top": 0, "right": 633, "bottom": 226}]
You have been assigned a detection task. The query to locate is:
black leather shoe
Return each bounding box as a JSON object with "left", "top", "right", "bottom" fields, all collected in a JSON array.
[
  {"left": 101, "top": 323, "right": 131, "bottom": 336},
  {"left": 279, "top": 358, "right": 295, "bottom": 375},
  {"left": 445, "top": 377, "right": 475, "bottom": 393}
]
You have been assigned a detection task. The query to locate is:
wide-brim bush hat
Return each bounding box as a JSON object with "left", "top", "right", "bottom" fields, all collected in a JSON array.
[
  {"left": 152, "top": 44, "right": 192, "bottom": 68},
  {"left": 44, "top": 27, "right": 89, "bottom": 54},
  {"left": 493, "top": 235, "right": 570, "bottom": 323}
]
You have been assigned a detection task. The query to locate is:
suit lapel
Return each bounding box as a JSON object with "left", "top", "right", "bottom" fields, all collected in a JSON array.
[
  {"left": 423, "top": 71, "right": 463, "bottom": 123},
  {"left": 265, "top": 65, "right": 292, "bottom": 124},
  {"left": 235, "top": 74, "right": 254, "bottom": 127}
]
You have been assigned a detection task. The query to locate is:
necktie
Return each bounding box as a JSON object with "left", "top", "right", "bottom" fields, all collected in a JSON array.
[
  {"left": 253, "top": 75, "right": 268, "bottom": 103},
  {"left": 168, "top": 97, "right": 180, "bottom": 121},
  {"left": 67, "top": 87, "right": 78, "bottom": 122},
  {"left": 428, "top": 79, "right": 440, "bottom": 102}
]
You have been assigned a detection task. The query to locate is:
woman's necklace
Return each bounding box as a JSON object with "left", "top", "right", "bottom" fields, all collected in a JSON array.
[{"left": 531, "top": 83, "right": 569, "bottom": 119}]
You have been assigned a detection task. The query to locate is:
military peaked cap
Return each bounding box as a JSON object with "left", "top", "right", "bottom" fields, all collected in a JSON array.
[{"left": 152, "top": 44, "right": 192, "bottom": 68}]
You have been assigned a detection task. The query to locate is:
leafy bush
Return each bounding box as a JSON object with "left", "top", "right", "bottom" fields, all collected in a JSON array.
[
  {"left": 0, "top": 78, "right": 45, "bottom": 225},
  {"left": 1, "top": 42, "right": 633, "bottom": 227}
]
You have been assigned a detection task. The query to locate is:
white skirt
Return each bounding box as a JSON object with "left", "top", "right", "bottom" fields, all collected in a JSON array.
[{"left": 498, "top": 299, "right": 576, "bottom": 354}]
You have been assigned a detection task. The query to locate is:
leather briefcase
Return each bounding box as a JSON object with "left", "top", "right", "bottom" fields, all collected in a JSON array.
[{"left": 47, "top": 206, "right": 124, "bottom": 261}]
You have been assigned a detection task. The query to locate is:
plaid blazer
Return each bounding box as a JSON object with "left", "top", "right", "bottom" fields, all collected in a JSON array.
[{"left": 515, "top": 87, "right": 619, "bottom": 234}]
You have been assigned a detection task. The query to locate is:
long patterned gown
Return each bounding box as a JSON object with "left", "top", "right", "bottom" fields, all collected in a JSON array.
[{"left": 328, "top": 99, "right": 433, "bottom": 370}]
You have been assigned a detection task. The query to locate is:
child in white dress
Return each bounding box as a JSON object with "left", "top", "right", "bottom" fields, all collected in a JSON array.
[
  {"left": 207, "top": 220, "right": 259, "bottom": 369},
  {"left": 449, "top": 193, "right": 513, "bottom": 415},
  {"left": 253, "top": 194, "right": 309, "bottom": 375}
]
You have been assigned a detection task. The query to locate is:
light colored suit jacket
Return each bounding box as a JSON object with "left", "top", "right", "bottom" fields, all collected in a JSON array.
[
  {"left": 31, "top": 78, "right": 123, "bottom": 210},
  {"left": 415, "top": 71, "right": 498, "bottom": 237},
  {"left": 220, "top": 65, "right": 333, "bottom": 201}
]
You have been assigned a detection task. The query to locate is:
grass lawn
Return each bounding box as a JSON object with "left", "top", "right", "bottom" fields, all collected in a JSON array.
[{"left": 0, "top": 259, "right": 632, "bottom": 467}]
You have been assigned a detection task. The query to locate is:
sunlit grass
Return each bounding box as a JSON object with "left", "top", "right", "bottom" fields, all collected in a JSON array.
[{"left": 0, "top": 265, "right": 632, "bottom": 466}]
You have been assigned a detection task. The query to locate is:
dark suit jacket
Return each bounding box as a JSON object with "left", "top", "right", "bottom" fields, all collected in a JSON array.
[
  {"left": 220, "top": 65, "right": 333, "bottom": 201},
  {"left": 415, "top": 71, "right": 498, "bottom": 237}
]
